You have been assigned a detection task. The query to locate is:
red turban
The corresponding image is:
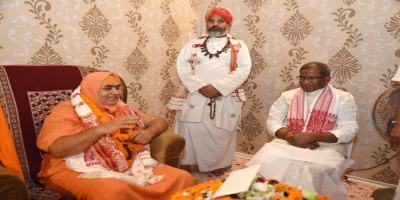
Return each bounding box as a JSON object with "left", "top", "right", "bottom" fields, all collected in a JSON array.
[{"left": 205, "top": 7, "right": 233, "bottom": 24}]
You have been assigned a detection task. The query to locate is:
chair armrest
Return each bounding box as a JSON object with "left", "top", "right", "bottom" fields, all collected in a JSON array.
[{"left": 150, "top": 132, "right": 185, "bottom": 168}]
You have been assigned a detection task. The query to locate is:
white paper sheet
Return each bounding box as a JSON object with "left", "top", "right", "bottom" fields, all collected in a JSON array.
[{"left": 212, "top": 164, "right": 261, "bottom": 198}]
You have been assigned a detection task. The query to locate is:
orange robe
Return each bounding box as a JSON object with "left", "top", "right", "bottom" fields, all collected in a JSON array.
[{"left": 37, "top": 100, "right": 194, "bottom": 200}]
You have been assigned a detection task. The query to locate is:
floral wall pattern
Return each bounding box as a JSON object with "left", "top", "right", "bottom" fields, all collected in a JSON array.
[{"left": 0, "top": 0, "right": 399, "bottom": 185}]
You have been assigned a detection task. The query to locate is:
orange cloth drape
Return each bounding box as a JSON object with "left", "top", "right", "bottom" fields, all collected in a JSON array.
[
  {"left": 0, "top": 103, "right": 24, "bottom": 180},
  {"left": 42, "top": 164, "right": 194, "bottom": 200}
]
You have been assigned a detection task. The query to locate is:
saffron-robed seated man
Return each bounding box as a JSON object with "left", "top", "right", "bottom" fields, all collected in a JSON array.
[
  {"left": 245, "top": 62, "right": 359, "bottom": 200},
  {"left": 37, "top": 72, "right": 194, "bottom": 200}
]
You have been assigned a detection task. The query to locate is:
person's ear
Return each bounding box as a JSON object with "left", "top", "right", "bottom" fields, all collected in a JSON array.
[{"left": 325, "top": 76, "right": 331, "bottom": 84}]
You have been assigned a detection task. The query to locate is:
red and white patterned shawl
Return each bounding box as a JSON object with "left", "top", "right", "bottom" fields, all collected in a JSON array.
[
  {"left": 168, "top": 34, "right": 245, "bottom": 110},
  {"left": 286, "top": 84, "right": 339, "bottom": 133},
  {"left": 71, "top": 86, "right": 151, "bottom": 173}
]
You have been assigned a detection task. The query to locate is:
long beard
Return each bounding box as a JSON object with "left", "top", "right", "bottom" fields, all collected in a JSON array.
[{"left": 207, "top": 27, "right": 228, "bottom": 38}]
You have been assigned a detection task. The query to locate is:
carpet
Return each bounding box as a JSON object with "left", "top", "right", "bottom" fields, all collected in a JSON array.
[{"left": 189, "top": 156, "right": 386, "bottom": 200}]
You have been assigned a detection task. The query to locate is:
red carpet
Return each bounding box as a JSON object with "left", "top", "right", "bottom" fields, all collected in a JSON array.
[{"left": 189, "top": 156, "right": 386, "bottom": 200}]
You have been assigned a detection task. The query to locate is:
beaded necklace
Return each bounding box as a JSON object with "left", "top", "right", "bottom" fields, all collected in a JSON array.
[
  {"left": 208, "top": 98, "right": 216, "bottom": 119},
  {"left": 200, "top": 37, "right": 230, "bottom": 59},
  {"left": 80, "top": 92, "right": 143, "bottom": 168}
]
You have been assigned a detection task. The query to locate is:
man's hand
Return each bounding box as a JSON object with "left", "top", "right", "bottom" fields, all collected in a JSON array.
[
  {"left": 286, "top": 132, "right": 320, "bottom": 149},
  {"left": 390, "top": 124, "right": 400, "bottom": 142},
  {"left": 127, "top": 111, "right": 169, "bottom": 144},
  {"left": 96, "top": 116, "right": 139, "bottom": 135},
  {"left": 199, "top": 84, "right": 221, "bottom": 98},
  {"left": 129, "top": 129, "right": 152, "bottom": 144}
]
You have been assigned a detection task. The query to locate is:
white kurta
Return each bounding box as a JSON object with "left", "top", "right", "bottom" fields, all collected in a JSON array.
[
  {"left": 175, "top": 36, "right": 251, "bottom": 172},
  {"left": 245, "top": 86, "right": 359, "bottom": 200}
]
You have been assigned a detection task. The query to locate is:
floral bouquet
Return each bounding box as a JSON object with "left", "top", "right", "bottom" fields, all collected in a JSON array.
[{"left": 171, "top": 175, "right": 329, "bottom": 200}]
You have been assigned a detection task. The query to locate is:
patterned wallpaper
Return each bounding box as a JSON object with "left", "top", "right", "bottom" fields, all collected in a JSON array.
[{"left": 0, "top": 0, "right": 399, "bottom": 185}]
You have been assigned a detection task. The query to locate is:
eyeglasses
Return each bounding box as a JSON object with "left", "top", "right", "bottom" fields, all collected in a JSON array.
[{"left": 296, "top": 76, "right": 327, "bottom": 82}]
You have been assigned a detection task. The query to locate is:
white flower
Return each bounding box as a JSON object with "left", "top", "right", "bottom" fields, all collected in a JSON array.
[
  {"left": 302, "top": 189, "right": 318, "bottom": 200},
  {"left": 251, "top": 182, "right": 269, "bottom": 193}
]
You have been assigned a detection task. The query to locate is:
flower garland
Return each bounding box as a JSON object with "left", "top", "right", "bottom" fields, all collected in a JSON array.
[
  {"left": 170, "top": 175, "right": 330, "bottom": 200},
  {"left": 171, "top": 179, "right": 229, "bottom": 200},
  {"left": 80, "top": 92, "right": 143, "bottom": 168}
]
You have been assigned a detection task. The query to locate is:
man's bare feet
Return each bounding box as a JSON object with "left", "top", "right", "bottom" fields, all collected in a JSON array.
[
  {"left": 210, "top": 168, "right": 225, "bottom": 176},
  {"left": 210, "top": 165, "right": 231, "bottom": 176}
]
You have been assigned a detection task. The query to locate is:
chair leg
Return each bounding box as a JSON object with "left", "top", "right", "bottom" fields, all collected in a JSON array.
[{"left": 180, "top": 165, "right": 191, "bottom": 172}]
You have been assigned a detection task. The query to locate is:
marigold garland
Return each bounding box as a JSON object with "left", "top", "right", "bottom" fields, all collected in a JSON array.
[
  {"left": 170, "top": 177, "right": 330, "bottom": 200},
  {"left": 80, "top": 92, "right": 143, "bottom": 168}
]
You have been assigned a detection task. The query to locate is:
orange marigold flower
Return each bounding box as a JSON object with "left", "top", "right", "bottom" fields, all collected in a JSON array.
[{"left": 317, "top": 195, "right": 330, "bottom": 200}]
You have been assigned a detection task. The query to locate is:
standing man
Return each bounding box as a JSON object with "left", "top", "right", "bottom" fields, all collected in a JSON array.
[
  {"left": 168, "top": 7, "right": 251, "bottom": 175},
  {"left": 245, "top": 62, "right": 359, "bottom": 200}
]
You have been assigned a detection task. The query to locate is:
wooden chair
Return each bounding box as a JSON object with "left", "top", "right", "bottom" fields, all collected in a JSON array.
[{"left": 0, "top": 65, "right": 185, "bottom": 199}]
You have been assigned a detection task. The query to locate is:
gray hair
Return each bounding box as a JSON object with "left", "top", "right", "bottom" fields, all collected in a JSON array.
[{"left": 299, "top": 62, "right": 331, "bottom": 77}]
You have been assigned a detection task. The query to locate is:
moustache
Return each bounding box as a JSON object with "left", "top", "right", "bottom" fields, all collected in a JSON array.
[{"left": 210, "top": 26, "right": 221, "bottom": 30}]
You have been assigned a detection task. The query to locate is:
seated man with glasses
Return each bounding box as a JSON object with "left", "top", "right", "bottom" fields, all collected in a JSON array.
[{"left": 245, "top": 61, "right": 359, "bottom": 200}]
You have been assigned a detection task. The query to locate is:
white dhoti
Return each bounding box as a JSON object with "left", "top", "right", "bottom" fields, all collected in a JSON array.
[
  {"left": 245, "top": 141, "right": 353, "bottom": 200},
  {"left": 175, "top": 108, "right": 237, "bottom": 172}
]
